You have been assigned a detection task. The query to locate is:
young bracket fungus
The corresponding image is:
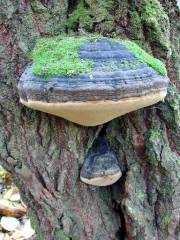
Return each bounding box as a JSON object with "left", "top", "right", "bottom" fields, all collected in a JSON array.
[
  {"left": 80, "top": 137, "right": 122, "bottom": 186},
  {"left": 18, "top": 36, "right": 169, "bottom": 186}
]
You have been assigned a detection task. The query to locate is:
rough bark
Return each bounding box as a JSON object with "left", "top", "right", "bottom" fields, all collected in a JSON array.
[{"left": 0, "top": 0, "right": 179, "bottom": 240}]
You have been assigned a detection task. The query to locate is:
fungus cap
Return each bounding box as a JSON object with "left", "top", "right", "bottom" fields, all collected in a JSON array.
[
  {"left": 80, "top": 137, "right": 122, "bottom": 186},
  {"left": 18, "top": 37, "right": 169, "bottom": 126}
]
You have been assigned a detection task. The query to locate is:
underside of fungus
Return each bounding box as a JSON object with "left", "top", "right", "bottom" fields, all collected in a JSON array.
[
  {"left": 18, "top": 37, "right": 169, "bottom": 126},
  {"left": 20, "top": 91, "right": 166, "bottom": 126}
]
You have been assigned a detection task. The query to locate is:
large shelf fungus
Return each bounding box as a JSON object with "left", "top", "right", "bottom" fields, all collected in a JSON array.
[
  {"left": 18, "top": 36, "right": 169, "bottom": 127},
  {"left": 18, "top": 36, "right": 169, "bottom": 186}
]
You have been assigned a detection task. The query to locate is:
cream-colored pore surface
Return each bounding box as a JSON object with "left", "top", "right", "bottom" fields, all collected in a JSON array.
[
  {"left": 80, "top": 171, "right": 122, "bottom": 186},
  {"left": 20, "top": 90, "right": 167, "bottom": 126}
]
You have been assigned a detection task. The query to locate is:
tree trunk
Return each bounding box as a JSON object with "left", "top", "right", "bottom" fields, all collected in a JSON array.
[{"left": 0, "top": 0, "right": 179, "bottom": 239}]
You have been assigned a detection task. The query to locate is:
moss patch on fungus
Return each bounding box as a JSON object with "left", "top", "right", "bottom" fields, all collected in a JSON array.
[
  {"left": 32, "top": 35, "right": 93, "bottom": 78},
  {"left": 32, "top": 35, "right": 167, "bottom": 77},
  {"left": 107, "top": 59, "right": 141, "bottom": 72},
  {"left": 123, "top": 40, "right": 167, "bottom": 75}
]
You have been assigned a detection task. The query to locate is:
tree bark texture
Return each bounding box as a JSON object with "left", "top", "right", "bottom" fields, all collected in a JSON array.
[{"left": 0, "top": 0, "right": 179, "bottom": 239}]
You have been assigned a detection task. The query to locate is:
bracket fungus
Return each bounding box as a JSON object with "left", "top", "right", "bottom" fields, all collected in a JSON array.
[
  {"left": 18, "top": 36, "right": 169, "bottom": 186},
  {"left": 80, "top": 137, "right": 122, "bottom": 186},
  {"left": 18, "top": 36, "right": 169, "bottom": 127}
]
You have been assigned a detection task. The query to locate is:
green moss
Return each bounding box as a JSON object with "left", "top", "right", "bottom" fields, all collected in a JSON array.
[
  {"left": 32, "top": 34, "right": 167, "bottom": 77},
  {"left": 28, "top": 211, "right": 44, "bottom": 240},
  {"left": 86, "top": 0, "right": 114, "bottom": 26},
  {"left": 32, "top": 35, "right": 93, "bottom": 77},
  {"left": 159, "top": 85, "right": 180, "bottom": 129},
  {"left": 168, "top": 86, "right": 180, "bottom": 118},
  {"left": 145, "top": 129, "right": 162, "bottom": 166},
  {"left": 54, "top": 229, "right": 70, "bottom": 240},
  {"left": 123, "top": 40, "right": 167, "bottom": 75},
  {"left": 141, "top": 0, "right": 162, "bottom": 26},
  {"left": 141, "top": 0, "right": 167, "bottom": 34},
  {"left": 162, "top": 213, "right": 169, "bottom": 226},
  {"left": 132, "top": 40, "right": 151, "bottom": 52},
  {"left": 147, "top": 129, "right": 161, "bottom": 140},
  {"left": 67, "top": 0, "right": 114, "bottom": 32},
  {"left": 67, "top": 1, "right": 94, "bottom": 30},
  {"left": 141, "top": 0, "right": 170, "bottom": 52},
  {"left": 127, "top": 9, "right": 144, "bottom": 39},
  {"left": 107, "top": 59, "right": 141, "bottom": 72}
]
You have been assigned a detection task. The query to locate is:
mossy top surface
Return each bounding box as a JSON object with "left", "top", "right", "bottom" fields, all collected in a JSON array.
[
  {"left": 123, "top": 40, "right": 167, "bottom": 75},
  {"left": 32, "top": 35, "right": 94, "bottom": 78},
  {"left": 32, "top": 35, "right": 167, "bottom": 78}
]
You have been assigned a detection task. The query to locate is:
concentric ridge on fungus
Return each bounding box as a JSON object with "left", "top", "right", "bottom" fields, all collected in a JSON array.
[{"left": 18, "top": 36, "right": 169, "bottom": 126}]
